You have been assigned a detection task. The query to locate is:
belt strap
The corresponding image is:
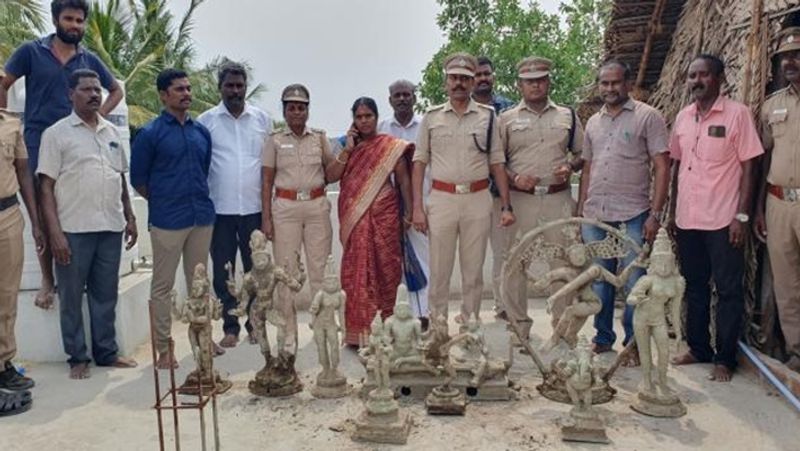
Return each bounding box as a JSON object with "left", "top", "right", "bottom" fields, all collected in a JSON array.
[
  {"left": 511, "top": 181, "right": 570, "bottom": 196},
  {"left": 768, "top": 183, "right": 800, "bottom": 202},
  {"left": 431, "top": 179, "right": 490, "bottom": 194},
  {"left": 275, "top": 186, "right": 326, "bottom": 201},
  {"left": 0, "top": 194, "right": 18, "bottom": 212}
]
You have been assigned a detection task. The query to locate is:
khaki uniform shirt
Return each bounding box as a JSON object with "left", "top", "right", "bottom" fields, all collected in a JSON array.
[
  {"left": 36, "top": 112, "right": 128, "bottom": 233},
  {"left": 761, "top": 85, "right": 800, "bottom": 188},
  {"left": 0, "top": 110, "right": 27, "bottom": 229},
  {"left": 262, "top": 127, "right": 334, "bottom": 191},
  {"left": 413, "top": 100, "right": 505, "bottom": 183},
  {"left": 583, "top": 99, "right": 668, "bottom": 222},
  {"left": 499, "top": 100, "right": 583, "bottom": 184}
]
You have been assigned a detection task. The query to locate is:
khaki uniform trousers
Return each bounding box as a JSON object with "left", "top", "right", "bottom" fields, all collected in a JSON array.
[
  {"left": 150, "top": 225, "right": 214, "bottom": 354},
  {"left": 272, "top": 196, "right": 332, "bottom": 354},
  {"left": 490, "top": 197, "right": 510, "bottom": 310},
  {"left": 766, "top": 194, "right": 800, "bottom": 360},
  {"left": 428, "top": 189, "right": 492, "bottom": 320},
  {"left": 0, "top": 208, "right": 24, "bottom": 365},
  {"left": 504, "top": 190, "right": 574, "bottom": 338}
]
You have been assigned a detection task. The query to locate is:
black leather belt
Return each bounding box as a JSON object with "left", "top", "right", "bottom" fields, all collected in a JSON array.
[{"left": 0, "top": 194, "right": 18, "bottom": 211}]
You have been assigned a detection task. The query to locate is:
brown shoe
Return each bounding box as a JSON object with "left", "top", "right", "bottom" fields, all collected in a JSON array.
[
  {"left": 591, "top": 343, "right": 613, "bottom": 354},
  {"left": 219, "top": 334, "right": 239, "bottom": 348}
]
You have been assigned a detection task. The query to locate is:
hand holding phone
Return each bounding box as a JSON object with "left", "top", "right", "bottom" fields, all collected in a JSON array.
[{"left": 345, "top": 123, "right": 362, "bottom": 150}]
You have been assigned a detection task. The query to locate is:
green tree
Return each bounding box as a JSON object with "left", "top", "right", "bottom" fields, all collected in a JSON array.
[
  {"left": 419, "top": 0, "right": 610, "bottom": 109},
  {"left": 0, "top": 0, "right": 46, "bottom": 61}
]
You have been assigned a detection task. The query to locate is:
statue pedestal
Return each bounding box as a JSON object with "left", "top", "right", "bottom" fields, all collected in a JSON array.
[
  {"left": 561, "top": 410, "right": 610, "bottom": 444},
  {"left": 311, "top": 371, "right": 349, "bottom": 399},
  {"left": 177, "top": 369, "right": 232, "bottom": 396},
  {"left": 425, "top": 385, "right": 466, "bottom": 415},
  {"left": 249, "top": 362, "right": 303, "bottom": 397},
  {"left": 630, "top": 390, "right": 687, "bottom": 417},
  {"left": 351, "top": 389, "right": 412, "bottom": 445},
  {"left": 538, "top": 373, "right": 616, "bottom": 405}
]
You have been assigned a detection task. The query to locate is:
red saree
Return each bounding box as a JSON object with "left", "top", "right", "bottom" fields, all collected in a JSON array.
[{"left": 339, "top": 134, "right": 412, "bottom": 345}]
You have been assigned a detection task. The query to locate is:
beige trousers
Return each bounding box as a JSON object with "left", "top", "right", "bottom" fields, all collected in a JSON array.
[
  {"left": 503, "top": 190, "right": 574, "bottom": 338},
  {"left": 766, "top": 195, "right": 800, "bottom": 360},
  {"left": 272, "top": 196, "right": 332, "bottom": 354},
  {"left": 428, "top": 189, "right": 492, "bottom": 320},
  {"left": 0, "top": 208, "right": 24, "bottom": 365},
  {"left": 150, "top": 225, "right": 213, "bottom": 354},
  {"left": 490, "top": 197, "right": 509, "bottom": 310}
]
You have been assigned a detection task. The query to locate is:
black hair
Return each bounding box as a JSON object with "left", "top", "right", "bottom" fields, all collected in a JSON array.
[
  {"left": 693, "top": 54, "right": 725, "bottom": 78},
  {"left": 51, "top": 0, "right": 89, "bottom": 20},
  {"left": 217, "top": 62, "right": 247, "bottom": 88},
  {"left": 599, "top": 59, "right": 633, "bottom": 80},
  {"left": 156, "top": 68, "right": 188, "bottom": 92},
  {"left": 68, "top": 68, "right": 98, "bottom": 89},
  {"left": 477, "top": 56, "right": 494, "bottom": 69},
  {"left": 351, "top": 97, "right": 379, "bottom": 118}
]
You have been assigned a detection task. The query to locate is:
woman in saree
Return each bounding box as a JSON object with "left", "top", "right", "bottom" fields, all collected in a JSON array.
[{"left": 327, "top": 97, "right": 413, "bottom": 346}]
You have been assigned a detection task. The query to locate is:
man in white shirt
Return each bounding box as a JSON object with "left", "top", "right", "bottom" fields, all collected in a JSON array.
[
  {"left": 198, "top": 62, "right": 271, "bottom": 348},
  {"left": 377, "top": 79, "right": 430, "bottom": 328}
]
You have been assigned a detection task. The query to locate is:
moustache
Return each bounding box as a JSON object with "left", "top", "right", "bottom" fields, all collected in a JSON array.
[{"left": 691, "top": 84, "right": 705, "bottom": 91}]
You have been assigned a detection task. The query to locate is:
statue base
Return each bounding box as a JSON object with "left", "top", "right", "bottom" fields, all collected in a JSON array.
[
  {"left": 425, "top": 385, "right": 466, "bottom": 415},
  {"left": 360, "top": 360, "right": 513, "bottom": 401},
  {"left": 351, "top": 402, "right": 412, "bottom": 445},
  {"left": 311, "top": 371, "right": 349, "bottom": 399},
  {"left": 537, "top": 373, "right": 615, "bottom": 405},
  {"left": 630, "top": 390, "right": 687, "bottom": 418},
  {"left": 177, "top": 369, "right": 232, "bottom": 396},
  {"left": 248, "top": 361, "right": 303, "bottom": 397},
  {"left": 561, "top": 410, "right": 609, "bottom": 444}
]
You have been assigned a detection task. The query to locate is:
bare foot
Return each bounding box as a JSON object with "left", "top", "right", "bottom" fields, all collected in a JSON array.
[
  {"left": 671, "top": 351, "right": 700, "bottom": 365},
  {"left": 111, "top": 356, "right": 138, "bottom": 368},
  {"left": 622, "top": 346, "right": 641, "bottom": 367},
  {"left": 708, "top": 364, "right": 733, "bottom": 382},
  {"left": 34, "top": 287, "right": 55, "bottom": 310},
  {"left": 156, "top": 353, "right": 178, "bottom": 370},
  {"left": 69, "top": 363, "right": 91, "bottom": 380},
  {"left": 213, "top": 342, "right": 226, "bottom": 357},
  {"left": 786, "top": 356, "right": 800, "bottom": 372},
  {"left": 219, "top": 334, "right": 238, "bottom": 348}
]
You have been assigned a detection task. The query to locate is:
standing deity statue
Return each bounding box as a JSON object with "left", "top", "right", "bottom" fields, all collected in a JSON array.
[
  {"left": 558, "top": 335, "right": 609, "bottom": 443},
  {"left": 627, "top": 227, "right": 687, "bottom": 417},
  {"left": 359, "top": 313, "right": 395, "bottom": 407},
  {"left": 174, "top": 263, "right": 232, "bottom": 394},
  {"left": 309, "top": 255, "right": 348, "bottom": 398},
  {"left": 227, "top": 230, "right": 306, "bottom": 396}
]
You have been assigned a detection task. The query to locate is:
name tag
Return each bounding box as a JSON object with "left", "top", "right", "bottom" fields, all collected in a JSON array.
[
  {"left": 708, "top": 125, "right": 726, "bottom": 138},
  {"left": 280, "top": 144, "right": 294, "bottom": 149},
  {"left": 773, "top": 108, "right": 788, "bottom": 115},
  {"left": 513, "top": 118, "right": 531, "bottom": 124}
]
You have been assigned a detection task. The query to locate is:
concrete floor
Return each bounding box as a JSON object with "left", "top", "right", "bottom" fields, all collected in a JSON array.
[{"left": 2, "top": 299, "right": 798, "bottom": 451}]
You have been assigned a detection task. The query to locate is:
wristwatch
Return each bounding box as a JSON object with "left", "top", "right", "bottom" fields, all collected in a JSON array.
[
  {"left": 735, "top": 213, "right": 750, "bottom": 223},
  {"left": 501, "top": 204, "right": 514, "bottom": 213}
]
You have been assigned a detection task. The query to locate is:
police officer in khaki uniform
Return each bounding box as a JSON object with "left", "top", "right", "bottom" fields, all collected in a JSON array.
[
  {"left": 498, "top": 57, "right": 584, "bottom": 342},
  {"left": 0, "top": 67, "right": 43, "bottom": 397},
  {"left": 262, "top": 84, "right": 335, "bottom": 354},
  {"left": 755, "top": 27, "right": 800, "bottom": 372},
  {"left": 412, "top": 52, "right": 515, "bottom": 323}
]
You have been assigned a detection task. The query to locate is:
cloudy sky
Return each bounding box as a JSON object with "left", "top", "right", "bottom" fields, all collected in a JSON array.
[{"left": 170, "top": 0, "right": 561, "bottom": 135}]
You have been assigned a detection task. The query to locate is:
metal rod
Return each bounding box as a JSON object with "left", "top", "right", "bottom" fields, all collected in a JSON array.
[
  {"left": 601, "top": 339, "right": 637, "bottom": 382},
  {"left": 738, "top": 341, "right": 800, "bottom": 414},
  {"left": 168, "top": 339, "right": 181, "bottom": 451},
  {"left": 149, "top": 301, "right": 166, "bottom": 451}
]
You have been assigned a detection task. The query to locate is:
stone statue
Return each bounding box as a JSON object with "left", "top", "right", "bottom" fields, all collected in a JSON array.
[
  {"left": 447, "top": 319, "right": 491, "bottom": 387},
  {"left": 227, "top": 230, "right": 306, "bottom": 396},
  {"left": 309, "top": 255, "right": 348, "bottom": 398},
  {"left": 627, "top": 227, "right": 687, "bottom": 417},
  {"left": 534, "top": 240, "right": 647, "bottom": 352},
  {"left": 421, "top": 313, "right": 451, "bottom": 368},
  {"left": 384, "top": 284, "right": 435, "bottom": 372},
  {"left": 424, "top": 320, "right": 467, "bottom": 415},
  {"left": 558, "top": 336, "right": 609, "bottom": 444},
  {"left": 352, "top": 312, "right": 412, "bottom": 445},
  {"left": 174, "top": 263, "right": 232, "bottom": 395}
]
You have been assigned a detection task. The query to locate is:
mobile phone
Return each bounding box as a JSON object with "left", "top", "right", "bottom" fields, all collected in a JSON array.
[{"left": 351, "top": 122, "right": 363, "bottom": 145}]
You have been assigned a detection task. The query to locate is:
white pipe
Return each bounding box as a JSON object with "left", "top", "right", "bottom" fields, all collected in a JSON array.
[{"left": 738, "top": 341, "right": 800, "bottom": 413}]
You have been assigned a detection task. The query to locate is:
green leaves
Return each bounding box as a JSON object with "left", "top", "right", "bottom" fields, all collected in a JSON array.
[{"left": 419, "top": 0, "right": 610, "bottom": 109}]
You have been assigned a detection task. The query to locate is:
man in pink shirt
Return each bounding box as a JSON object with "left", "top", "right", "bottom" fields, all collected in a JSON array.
[{"left": 669, "top": 54, "right": 764, "bottom": 382}]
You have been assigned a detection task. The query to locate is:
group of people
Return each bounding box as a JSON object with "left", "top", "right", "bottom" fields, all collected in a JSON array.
[{"left": 0, "top": 0, "right": 799, "bottom": 419}]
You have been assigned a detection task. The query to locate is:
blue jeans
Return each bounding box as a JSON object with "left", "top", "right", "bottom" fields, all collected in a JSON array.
[
  {"left": 580, "top": 211, "right": 647, "bottom": 347},
  {"left": 55, "top": 232, "right": 123, "bottom": 366}
]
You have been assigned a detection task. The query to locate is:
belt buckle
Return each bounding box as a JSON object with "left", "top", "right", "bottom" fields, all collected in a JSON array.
[
  {"left": 455, "top": 183, "right": 471, "bottom": 194},
  {"left": 297, "top": 190, "right": 311, "bottom": 201},
  {"left": 533, "top": 185, "right": 548, "bottom": 195},
  {"left": 787, "top": 188, "right": 800, "bottom": 202}
]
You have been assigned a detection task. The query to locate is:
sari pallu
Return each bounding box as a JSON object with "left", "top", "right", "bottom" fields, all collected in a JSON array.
[{"left": 339, "top": 134, "right": 413, "bottom": 345}]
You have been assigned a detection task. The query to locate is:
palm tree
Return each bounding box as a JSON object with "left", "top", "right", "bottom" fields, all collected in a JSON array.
[{"left": 0, "top": 0, "right": 46, "bottom": 61}]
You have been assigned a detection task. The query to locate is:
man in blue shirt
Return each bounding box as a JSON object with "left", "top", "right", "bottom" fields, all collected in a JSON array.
[
  {"left": 131, "top": 68, "right": 215, "bottom": 370},
  {"left": 1, "top": 0, "right": 123, "bottom": 309}
]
